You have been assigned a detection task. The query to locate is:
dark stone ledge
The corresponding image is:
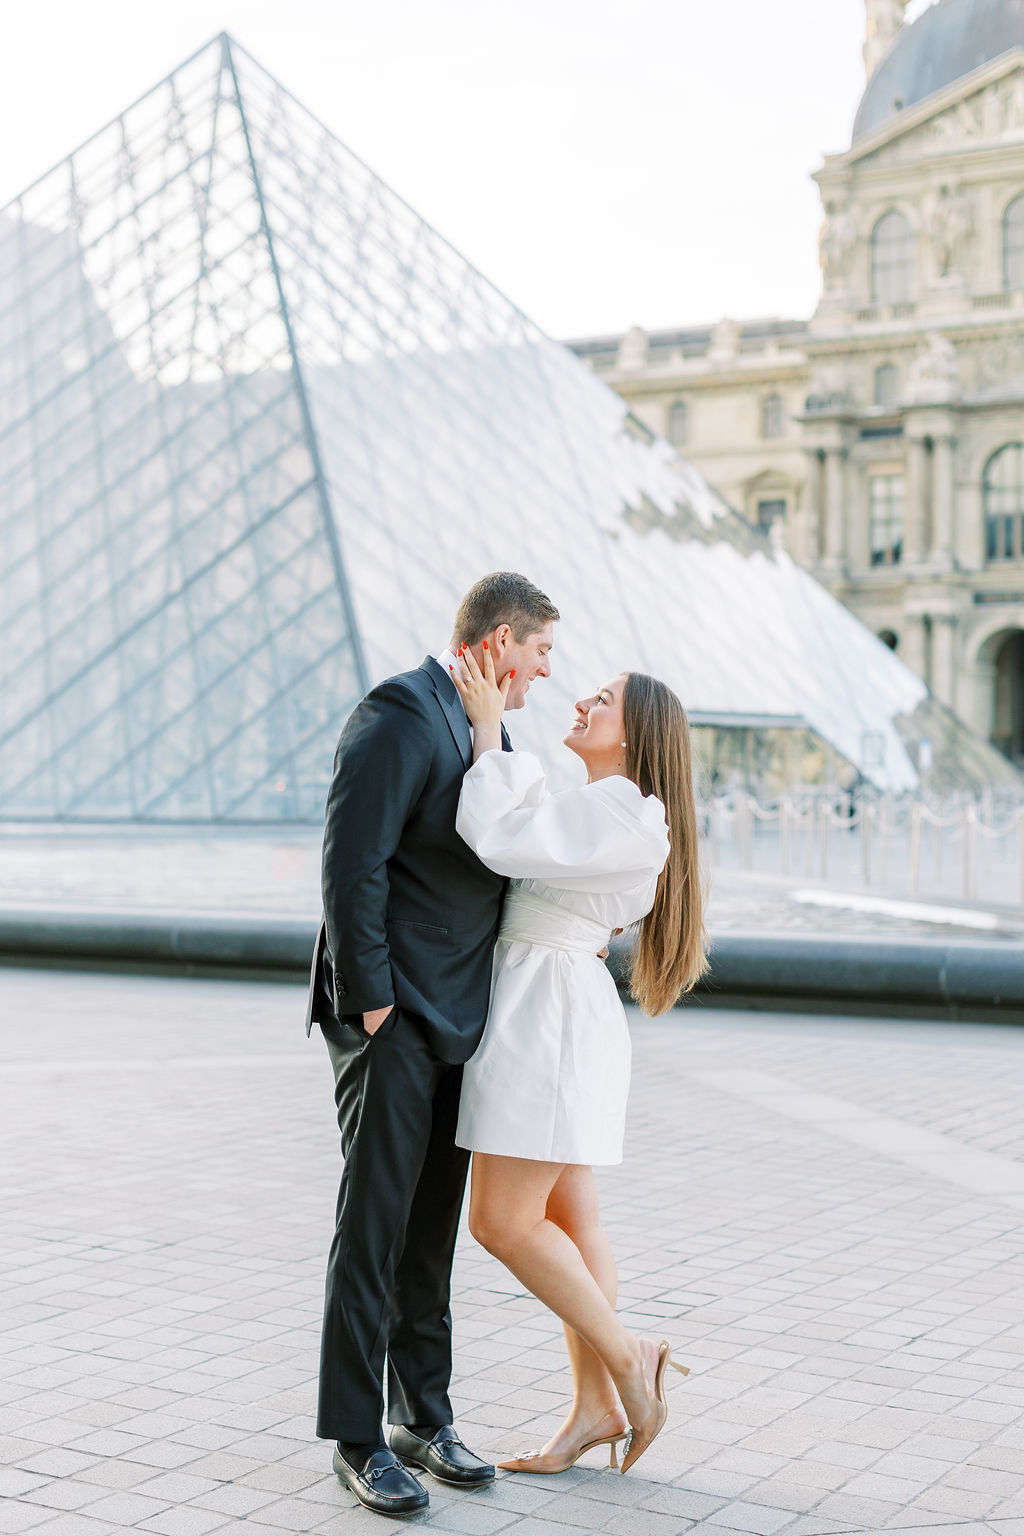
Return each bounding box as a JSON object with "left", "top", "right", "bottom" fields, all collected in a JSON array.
[{"left": 0, "top": 910, "right": 1021, "bottom": 1020}]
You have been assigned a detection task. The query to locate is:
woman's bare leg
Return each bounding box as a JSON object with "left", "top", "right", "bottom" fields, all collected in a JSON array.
[
  {"left": 469, "top": 1153, "right": 654, "bottom": 1435},
  {"left": 536, "top": 1165, "right": 627, "bottom": 1456}
]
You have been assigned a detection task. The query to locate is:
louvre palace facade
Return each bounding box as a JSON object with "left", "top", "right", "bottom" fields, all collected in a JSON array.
[
  {"left": 571, "top": 0, "right": 1024, "bottom": 766},
  {"left": 0, "top": 31, "right": 1014, "bottom": 821}
]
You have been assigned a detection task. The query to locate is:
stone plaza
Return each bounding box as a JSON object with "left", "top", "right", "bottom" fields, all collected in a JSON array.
[{"left": 3, "top": 967, "right": 1024, "bottom": 1535}]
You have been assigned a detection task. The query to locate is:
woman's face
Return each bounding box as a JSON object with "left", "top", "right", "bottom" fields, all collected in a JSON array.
[{"left": 564, "top": 673, "right": 629, "bottom": 775}]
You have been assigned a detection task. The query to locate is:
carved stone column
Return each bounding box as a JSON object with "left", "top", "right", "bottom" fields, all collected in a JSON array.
[
  {"left": 930, "top": 433, "right": 956, "bottom": 566},
  {"left": 800, "top": 449, "right": 824, "bottom": 566},
  {"left": 900, "top": 613, "right": 928, "bottom": 681},
  {"left": 824, "top": 447, "right": 847, "bottom": 568},
  {"left": 931, "top": 613, "right": 957, "bottom": 707},
  {"left": 903, "top": 434, "right": 928, "bottom": 563}
]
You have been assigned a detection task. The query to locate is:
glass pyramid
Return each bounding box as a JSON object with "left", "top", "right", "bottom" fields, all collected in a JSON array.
[{"left": 0, "top": 35, "right": 1011, "bottom": 820}]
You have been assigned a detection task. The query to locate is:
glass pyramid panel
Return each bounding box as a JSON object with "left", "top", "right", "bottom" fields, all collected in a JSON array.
[
  {"left": 0, "top": 35, "right": 1013, "bottom": 820},
  {"left": 0, "top": 41, "right": 363, "bottom": 819}
]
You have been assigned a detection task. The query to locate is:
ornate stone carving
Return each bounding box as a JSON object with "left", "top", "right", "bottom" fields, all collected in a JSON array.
[
  {"left": 819, "top": 202, "right": 857, "bottom": 287},
  {"left": 973, "top": 335, "right": 1024, "bottom": 394},
  {"left": 928, "top": 184, "right": 973, "bottom": 278},
  {"left": 805, "top": 366, "right": 850, "bottom": 414},
  {"left": 906, "top": 332, "right": 960, "bottom": 403},
  {"left": 931, "top": 95, "right": 985, "bottom": 146}
]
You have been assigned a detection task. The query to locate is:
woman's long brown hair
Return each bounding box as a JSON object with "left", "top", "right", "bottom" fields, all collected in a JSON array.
[{"left": 623, "top": 673, "right": 708, "bottom": 1014}]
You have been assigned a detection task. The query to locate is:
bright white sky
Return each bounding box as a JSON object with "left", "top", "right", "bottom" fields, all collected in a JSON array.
[{"left": 1, "top": 0, "right": 935, "bottom": 340}]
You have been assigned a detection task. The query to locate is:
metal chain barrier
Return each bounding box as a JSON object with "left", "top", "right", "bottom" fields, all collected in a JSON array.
[{"left": 705, "top": 789, "right": 1024, "bottom": 908}]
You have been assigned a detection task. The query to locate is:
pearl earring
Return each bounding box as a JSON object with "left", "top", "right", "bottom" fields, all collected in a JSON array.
[{"left": 620, "top": 741, "right": 627, "bottom": 748}]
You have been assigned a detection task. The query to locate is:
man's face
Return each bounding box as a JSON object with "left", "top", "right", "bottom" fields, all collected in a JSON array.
[{"left": 495, "top": 621, "right": 554, "bottom": 710}]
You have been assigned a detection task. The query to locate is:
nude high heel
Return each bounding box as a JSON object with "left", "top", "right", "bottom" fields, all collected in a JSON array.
[
  {"left": 620, "top": 1339, "right": 690, "bottom": 1475},
  {"left": 498, "top": 1416, "right": 628, "bottom": 1474}
]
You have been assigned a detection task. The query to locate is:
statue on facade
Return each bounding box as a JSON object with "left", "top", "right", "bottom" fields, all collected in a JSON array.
[
  {"left": 863, "top": 0, "right": 908, "bottom": 81},
  {"left": 996, "top": 68, "right": 1024, "bottom": 135},
  {"left": 818, "top": 203, "right": 857, "bottom": 288},
  {"left": 906, "top": 331, "right": 961, "bottom": 402},
  {"left": 616, "top": 325, "right": 649, "bottom": 372},
  {"left": 709, "top": 316, "right": 741, "bottom": 362},
  {"left": 929, "top": 184, "right": 973, "bottom": 278}
]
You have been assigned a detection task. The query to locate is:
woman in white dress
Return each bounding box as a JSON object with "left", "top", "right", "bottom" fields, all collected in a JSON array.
[{"left": 449, "top": 645, "right": 707, "bottom": 1477}]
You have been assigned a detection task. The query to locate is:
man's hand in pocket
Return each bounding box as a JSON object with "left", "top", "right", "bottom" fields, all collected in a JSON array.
[{"left": 362, "top": 1005, "right": 394, "bottom": 1036}]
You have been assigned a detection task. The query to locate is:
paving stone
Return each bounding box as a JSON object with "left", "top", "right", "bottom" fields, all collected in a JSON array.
[
  {"left": 420, "top": 1503, "right": 519, "bottom": 1533},
  {"left": 601, "top": 1509, "right": 694, "bottom": 1535},
  {"left": 241, "top": 1498, "right": 337, "bottom": 1531},
  {"left": 17, "top": 1519, "right": 123, "bottom": 1536},
  {"left": 20, "top": 1482, "right": 108, "bottom": 1513},
  {"left": 137, "top": 1510, "right": 230, "bottom": 1536},
  {"left": 702, "top": 1502, "right": 795, "bottom": 1533},
  {"left": 0, "top": 1470, "right": 50, "bottom": 1497},
  {"left": 72, "top": 1492, "right": 172, "bottom": 1525},
  {"left": 0, "top": 1504, "right": 55, "bottom": 1534}
]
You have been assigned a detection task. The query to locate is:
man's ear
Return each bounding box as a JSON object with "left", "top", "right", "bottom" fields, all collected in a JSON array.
[{"left": 492, "top": 623, "right": 513, "bottom": 656}]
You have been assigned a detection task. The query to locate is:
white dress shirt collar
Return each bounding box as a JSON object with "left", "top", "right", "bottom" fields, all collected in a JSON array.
[{"left": 436, "top": 647, "right": 473, "bottom": 737}]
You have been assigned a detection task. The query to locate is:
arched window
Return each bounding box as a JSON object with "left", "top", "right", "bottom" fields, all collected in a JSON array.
[
  {"left": 761, "top": 394, "right": 784, "bottom": 439},
  {"left": 871, "top": 210, "right": 914, "bottom": 305},
  {"left": 756, "top": 498, "right": 786, "bottom": 531},
  {"left": 985, "top": 444, "right": 1024, "bottom": 562},
  {"left": 1004, "top": 194, "right": 1024, "bottom": 291},
  {"left": 874, "top": 364, "right": 899, "bottom": 410},
  {"left": 667, "top": 400, "right": 688, "bottom": 448}
]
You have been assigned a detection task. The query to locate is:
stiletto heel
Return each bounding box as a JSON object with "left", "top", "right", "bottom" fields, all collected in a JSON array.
[
  {"left": 621, "top": 1339, "right": 689, "bottom": 1474},
  {"left": 608, "top": 1438, "right": 621, "bottom": 1470}
]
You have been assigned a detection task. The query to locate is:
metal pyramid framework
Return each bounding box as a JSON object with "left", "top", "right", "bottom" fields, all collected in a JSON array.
[{"left": 0, "top": 35, "right": 1011, "bottom": 819}]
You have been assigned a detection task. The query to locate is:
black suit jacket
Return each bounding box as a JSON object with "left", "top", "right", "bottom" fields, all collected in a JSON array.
[{"left": 306, "top": 657, "right": 510, "bottom": 1064}]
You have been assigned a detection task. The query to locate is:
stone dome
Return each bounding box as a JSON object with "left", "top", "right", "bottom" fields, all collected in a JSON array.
[{"left": 853, "top": 0, "right": 1024, "bottom": 140}]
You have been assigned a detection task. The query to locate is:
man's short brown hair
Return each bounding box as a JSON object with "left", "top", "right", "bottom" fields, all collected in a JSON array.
[{"left": 452, "top": 572, "right": 560, "bottom": 646}]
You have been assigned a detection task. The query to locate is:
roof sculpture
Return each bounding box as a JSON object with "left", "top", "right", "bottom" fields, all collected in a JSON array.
[{"left": 0, "top": 35, "right": 1011, "bottom": 820}]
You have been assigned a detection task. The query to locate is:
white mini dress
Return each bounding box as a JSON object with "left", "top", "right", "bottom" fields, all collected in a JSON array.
[{"left": 454, "top": 750, "right": 670, "bottom": 1166}]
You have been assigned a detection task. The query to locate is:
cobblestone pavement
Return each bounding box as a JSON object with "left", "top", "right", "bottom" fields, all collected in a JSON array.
[
  {"left": 3, "top": 827, "right": 1023, "bottom": 941},
  {"left": 3, "top": 971, "right": 1024, "bottom": 1536}
]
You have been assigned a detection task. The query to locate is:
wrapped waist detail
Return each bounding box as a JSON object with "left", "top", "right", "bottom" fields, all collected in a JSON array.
[{"left": 498, "top": 889, "right": 612, "bottom": 955}]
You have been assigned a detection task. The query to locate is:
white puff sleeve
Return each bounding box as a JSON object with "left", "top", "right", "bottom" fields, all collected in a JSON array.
[{"left": 456, "top": 750, "right": 670, "bottom": 894}]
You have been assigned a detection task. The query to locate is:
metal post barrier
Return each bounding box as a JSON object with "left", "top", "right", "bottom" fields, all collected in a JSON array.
[
  {"left": 962, "top": 802, "right": 977, "bottom": 902},
  {"left": 878, "top": 796, "right": 890, "bottom": 887},
  {"left": 908, "top": 802, "right": 922, "bottom": 897}
]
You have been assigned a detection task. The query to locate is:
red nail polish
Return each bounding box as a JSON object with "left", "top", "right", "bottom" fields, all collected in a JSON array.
[
  {"left": 482, "top": 641, "right": 488, "bottom": 649},
  {"left": 510, "top": 670, "right": 516, "bottom": 678}
]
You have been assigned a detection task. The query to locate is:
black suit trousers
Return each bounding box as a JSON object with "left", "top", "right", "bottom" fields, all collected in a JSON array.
[{"left": 316, "top": 1008, "right": 470, "bottom": 1442}]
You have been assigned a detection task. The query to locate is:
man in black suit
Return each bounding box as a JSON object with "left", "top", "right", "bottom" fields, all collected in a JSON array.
[{"left": 307, "top": 572, "right": 559, "bottom": 1516}]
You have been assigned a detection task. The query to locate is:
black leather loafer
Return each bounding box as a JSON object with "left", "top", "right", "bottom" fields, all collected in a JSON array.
[
  {"left": 332, "top": 1444, "right": 429, "bottom": 1515},
  {"left": 390, "top": 1424, "right": 495, "bottom": 1486}
]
